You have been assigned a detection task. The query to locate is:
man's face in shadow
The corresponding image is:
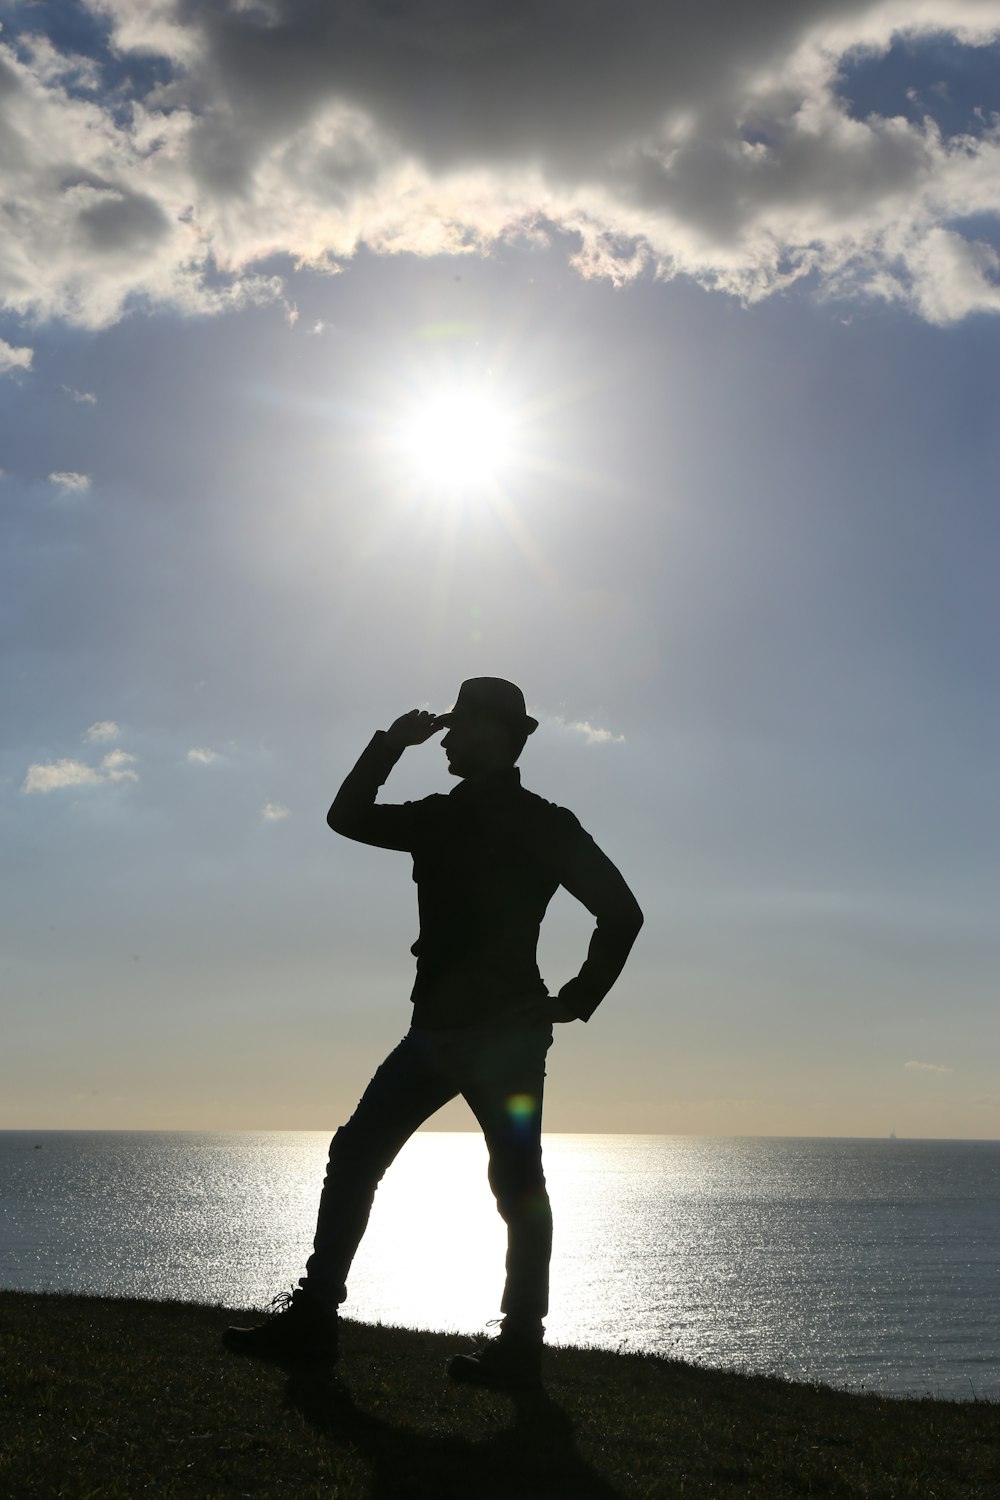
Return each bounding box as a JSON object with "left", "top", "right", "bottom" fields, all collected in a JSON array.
[{"left": 441, "top": 715, "right": 516, "bottom": 779}]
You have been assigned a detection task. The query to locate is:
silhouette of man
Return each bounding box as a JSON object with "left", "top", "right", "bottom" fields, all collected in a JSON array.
[{"left": 224, "top": 678, "right": 643, "bottom": 1387}]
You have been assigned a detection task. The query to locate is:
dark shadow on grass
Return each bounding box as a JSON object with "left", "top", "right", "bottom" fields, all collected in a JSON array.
[{"left": 283, "top": 1364, "right": 623, "bottom": 1500}]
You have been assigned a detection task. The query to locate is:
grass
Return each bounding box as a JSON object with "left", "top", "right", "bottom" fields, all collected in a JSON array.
[{"left": 1, "top": 1291, "right": 997, "bottom": 1499}]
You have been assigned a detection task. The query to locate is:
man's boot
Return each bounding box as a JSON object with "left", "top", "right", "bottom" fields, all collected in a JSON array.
[
  {"left": 222, "top": 1288, "right": 339, "bottom": 1363},
  {"left": 448, "top": 1324, "right": 543, "bottom": 1389}
]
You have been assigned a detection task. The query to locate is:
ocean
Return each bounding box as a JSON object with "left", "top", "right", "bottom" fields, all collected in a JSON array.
[{"left": 1, "top": 1130, "right": 997, "bottom": 1400}]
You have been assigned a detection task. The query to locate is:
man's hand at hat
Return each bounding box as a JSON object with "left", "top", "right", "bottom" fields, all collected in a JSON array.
[{"left": 386, "top": 709, "right": 446, "bottom": 750}]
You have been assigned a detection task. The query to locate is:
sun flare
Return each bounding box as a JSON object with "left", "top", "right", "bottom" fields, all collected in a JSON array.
[{"left": 396, "top": 390, "right": 513, "bottom": 494}]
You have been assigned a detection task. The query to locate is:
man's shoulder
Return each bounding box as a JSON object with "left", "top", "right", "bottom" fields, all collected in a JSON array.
[
  {"left": 409, "top": 790, "right": 452, "bottom": 816},
  {"left": 514, "top": 783, "right": 584, "bottom": 835},
  {"left": 515, "top": 782, "right": 571, "bottom": 814}
]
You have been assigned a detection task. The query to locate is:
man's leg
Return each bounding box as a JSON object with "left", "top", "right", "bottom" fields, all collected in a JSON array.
[
  {"left": 301, "top": 1029, "right": 458, "bottom": 1309},
  {"left": 224, "top": 1030, "right": 456, "bottom": 1361},
  {"left": 449, "top": 1021, "right": 553, "bottom": 1386}
]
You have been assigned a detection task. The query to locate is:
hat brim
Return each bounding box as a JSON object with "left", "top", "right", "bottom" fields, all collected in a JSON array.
[{"left": 437, "top": 710, "right": 538, "bottom": 734}]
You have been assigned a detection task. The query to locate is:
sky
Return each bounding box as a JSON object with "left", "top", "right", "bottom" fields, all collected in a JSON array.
[{"left": 1, "top": 0, "right": 998, "bottom": 1137}]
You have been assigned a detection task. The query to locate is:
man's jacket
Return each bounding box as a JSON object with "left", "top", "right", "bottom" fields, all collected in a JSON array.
[{"left": 328, "top": 732, "right": 643, "bottom": 1028}]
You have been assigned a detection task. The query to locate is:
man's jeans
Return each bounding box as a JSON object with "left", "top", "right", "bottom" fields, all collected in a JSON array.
[{"left": 301, "top": 1021, "right": 554, "bottom": 1333}]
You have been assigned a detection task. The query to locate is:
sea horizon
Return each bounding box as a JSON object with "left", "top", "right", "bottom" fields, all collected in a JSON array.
[
  {"left": 6, "top": 1127, "right": 999, "bottom": 1141},
  {"left": 2, "top": 1131, "right": 997, "bottom": 1400}
]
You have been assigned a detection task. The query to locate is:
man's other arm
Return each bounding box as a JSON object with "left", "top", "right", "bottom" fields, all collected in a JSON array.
[
  {"left": 327, "top": 710, "right": 442, "bottom": 851},
  {"left": 550, "top": 819, "right": 644, "bottom": 1022}
]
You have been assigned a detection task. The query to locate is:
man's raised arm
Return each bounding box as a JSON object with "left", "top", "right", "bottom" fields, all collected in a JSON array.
[{"left": 326, "top": 710, "right": 442, "bottom": 850}]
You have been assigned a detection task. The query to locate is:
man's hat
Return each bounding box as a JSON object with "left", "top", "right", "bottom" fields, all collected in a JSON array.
[{"left": 437, "top": 677, "right": 538, "bottom": 734}]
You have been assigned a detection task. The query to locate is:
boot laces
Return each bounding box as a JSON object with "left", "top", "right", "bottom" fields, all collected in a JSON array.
[{"left": 267, "top": 1290, "right": 298, "bottom": 1318}]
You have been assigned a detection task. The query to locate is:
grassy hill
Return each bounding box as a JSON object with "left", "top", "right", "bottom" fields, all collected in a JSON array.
[{"left": 1, "top": 1290, "right": 996, "bottom": 1498}]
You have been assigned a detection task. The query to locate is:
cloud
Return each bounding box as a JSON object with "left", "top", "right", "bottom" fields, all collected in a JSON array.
[
  {"left": 0, "top": 338, "right": 33, "bottom": 374},
  {"left": 100, "top": 748, "right": 139, "bottom": 783},
  {"left": 22, "top": 758, "right": 104, "bottom": 794},
  {"left": 557, "top": 717, "right": 626, "bottom": 745},
  {"left": 22, "top": 740, "right": 138, "bottom": 792},
  {"left": 904, "top": 1059, "right": 953, "bottom": 1073},
  {"left": 62, "top": 384, "right": 98, "bottom": 404},
  {"left": 262, "top": 801, "right": 290, "bottom": 820},
  {"left": 84, "top": 721, "right": 120, "bottom": 743},
  {"left": 2, "top": 3, "right": 1000, "bottom": 328},
  {"left": 186, "top": 746, "right": 220, "bottom": 764},
  {"left": 49, "top": 471, "right": 91, "bottom": 493}
]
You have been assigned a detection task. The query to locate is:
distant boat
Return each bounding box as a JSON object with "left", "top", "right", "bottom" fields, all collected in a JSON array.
[{"left": 889, "top": 1131, "right": 897, "bottom": 1140}]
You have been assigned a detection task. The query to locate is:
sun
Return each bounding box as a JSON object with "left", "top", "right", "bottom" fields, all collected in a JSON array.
[{"left": 396, "top": 389, "right": 513, "bottom": 495}]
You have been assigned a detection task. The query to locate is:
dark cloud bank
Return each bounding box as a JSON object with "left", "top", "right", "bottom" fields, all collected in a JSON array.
[{"left": 0, "top": 0, "right": 998, "bottom": 327}]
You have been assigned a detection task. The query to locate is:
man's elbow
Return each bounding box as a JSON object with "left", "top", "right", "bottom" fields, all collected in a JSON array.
[
  {"left": 326, "top": 801, "right": 352, "bottom": 835},
  {"left": 622, "top": 893, "right": 644, "bottom": 940},
  {"left": 602, "top": 898, "right": 643, "bottom": 946}
]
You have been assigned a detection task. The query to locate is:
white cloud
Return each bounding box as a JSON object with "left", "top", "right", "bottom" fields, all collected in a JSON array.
[
  {"left": 22, "top": 758, "right": 103, "bottom": 794},
  {"left": 0, "top": 338, "right": 33, "bottom": 374},
  {"left": 186, "top": 746, "right": 220, "bottom": 764},
  {"left": 1, "top": 4, "right": 999, "bottom": 327},
  {"left": 904, "top": 1059, "right": 953, "bottom": 1073},
  {"left": 558, "top": 717, "right": 626, "bottom": 746},
  {"left": 22, "top": 741, "right": 138, "bottom": 792},
  {"left": 262, "top": 801, "right": 290, "bottom": 820},
  {"left": 61, "top": 384, "right": 97, "bottom": 404},
  {"left": 100, "top": 749, "right": 139, "bottom": 783},
  {"left": 84, "top": 721, "right": 120, "bottom": 743},
  {"left": 49, "top": 471, "right": 91, "bottom": 493}
]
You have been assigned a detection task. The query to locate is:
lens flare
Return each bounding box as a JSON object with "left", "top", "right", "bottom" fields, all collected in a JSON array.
[{"left": 506, "top": 1094, "right": 537, "bottom": 1123}]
